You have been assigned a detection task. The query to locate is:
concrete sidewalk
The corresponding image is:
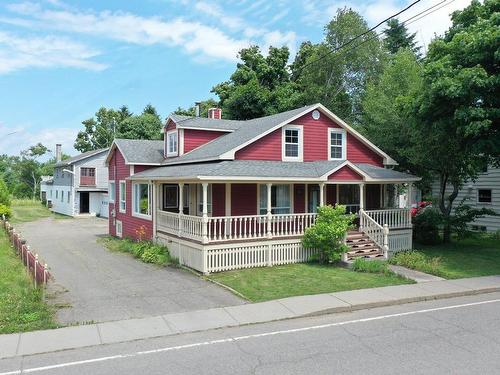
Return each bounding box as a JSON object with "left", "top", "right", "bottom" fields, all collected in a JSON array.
[{"left": 1, "top": 275, "right": 499, "bottom": 359}]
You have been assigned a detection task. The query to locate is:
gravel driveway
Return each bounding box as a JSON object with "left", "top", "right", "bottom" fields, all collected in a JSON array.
[{"left": 17, "top": 217, "right": 243, "bottom": 324}]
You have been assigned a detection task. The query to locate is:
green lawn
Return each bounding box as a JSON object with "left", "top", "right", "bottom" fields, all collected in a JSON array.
[
  {"left": 415, "top": 236, "right": 500, "bottom": 279},
  {"left": 208, "top": 263, "right": 413, "bottom": 302},
  {"left": 10, "top": 199, "right": 70, "bottom": 224},
  {"left": 0, "top": 230, "right": 56, "bottom": 333}
]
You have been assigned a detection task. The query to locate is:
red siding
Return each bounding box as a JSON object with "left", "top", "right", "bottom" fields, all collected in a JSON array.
[
  {"left": 108, "top": 148, "right": 154, "bottom": 240},
  {"left": 326, "top": 185, "right": 337, "bottom": 205},
  {"left": 184, "top": 129, "right": 224, "bottom": 153},
  {"left": 231, "top": 184, "right": 257, "bottom": 215},
  {"left": 328, "top": 166, "right": 363, "bottom": 181},
  {"left": 235, "top": 128, "right": 282, "bottom": 160},
  {"left": 165, "top": 119, "right": 176, "bottom": 132},
  {"left": 293, "top": 184, "right": 305, "bottom": 213},
  {"left": 235, "top": 109, "right": 383, "bottom": 166},
  {"left": 212, "top": 184, "right": 226, "bottom": 216}
]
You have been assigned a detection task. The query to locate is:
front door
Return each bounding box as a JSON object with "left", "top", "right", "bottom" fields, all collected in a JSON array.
[
  {"left": 308, "top": 185, "right": 320, "bottom": 213},
  {"left": 80, "top": 192, "right": 89, "bottom": 213},
  {"left": 163, "top": 184, "right": 189, "bottom": 214}
]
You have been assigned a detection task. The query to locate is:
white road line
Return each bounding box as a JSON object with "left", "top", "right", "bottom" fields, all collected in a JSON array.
[{"left": 2, "top": 298, "right": 499, "bottom": 375}]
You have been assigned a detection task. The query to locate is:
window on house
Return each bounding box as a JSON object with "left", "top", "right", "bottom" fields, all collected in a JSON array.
[
  {"left": 329, "top": 129, "right": 346, "bottom": 160},
  {"left": 197, "top": 184, "right": 212, "bottom": 215},
  {"left": 81, "top": 168, "right": 95, "bottom": 177},
  {"left": 133, "top": 183, "right": 151, "bottom": 217},
  {"left": 167, "top": 131, "right": 178, "bottom": 157},
  {"left": 61, "top": 191, "right": 64, "bottom": 202},
  {"left": 282, "top": 126, "right": 302, "bottom": 161},
  {"left": 119, "top": 181, "right": 126, "bottom": 212},
  {"left": 259, "top": 185, "right": 291, "bottom": 214},
  {"left": 109, "top": 181, "right": 115, "bottom": 203},
  {"left": 67, "top": 191, "right": 70, "bottom": 203},
  {"left": 56, "top": 190, "right": 58, "bottom": 199},
  {"left": 163, "top": 185, "right": 178, "bottom": 210},
  {"left": 478, "top": 189, "right": 492, "bottom": 203}
]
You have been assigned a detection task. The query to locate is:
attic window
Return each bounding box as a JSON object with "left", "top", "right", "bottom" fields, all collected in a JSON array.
[
  {"left": 282, "top": 125, "right": 303, "bottom": 161},
  {"left": 328, "top": 128, "right": 346, "bottom": 160},
  {"left": 166, "top": 130, "right": 178, "bottom": 157}
]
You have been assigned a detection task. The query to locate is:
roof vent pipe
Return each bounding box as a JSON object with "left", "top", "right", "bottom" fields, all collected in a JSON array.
[
  {"left": 55, "top": 144, "right": 62, "bottom": 162},
  {"left": 194, "top": 102, "right": 201, "bottom": 117}
]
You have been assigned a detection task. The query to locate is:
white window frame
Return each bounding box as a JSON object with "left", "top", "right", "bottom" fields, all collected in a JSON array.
[
  {"left": 132, "top": 182, "right": 152, "bottom": 219},
  {"left": 109, "top": 181, "right": 115, "bottom": 203},
  {"left": 119, "top": 180, "right": 126, "bottom": 213},
  {"left": 477, "top": 189, "right": 492, "bottom": 204},
  {"left": 258, "top": 184, "right": 292, "bottom": 215},
  {"left": 328, "top": 128, "right": 347, "bottom": 160},
  {"left": 282, "top": 125, "right": 303, "bottom": 162},
  {"left": 166, "top": 130, "right": 178, "bottom": 157}
]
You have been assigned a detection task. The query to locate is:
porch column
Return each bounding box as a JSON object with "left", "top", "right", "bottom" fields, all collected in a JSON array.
[
  {"left": 266, "top": 183, "right": 272, "bottom": 238},
  {"left": 225, "top": 183, "right": 231, "bottom": 216},
  {"left": 359, "top": 183, "right": 365, "bottom": 211},
  {"left": 319, "top": 183, "right": 325, "bottom": 206},
  {"left": 152, "top": 181, "right": 157, "bottom": 241},
  {"left": 178, "top": 183, "right": 184, "bottom": 238},
  {"left": 202, "top": 183, "right": 209, "bottom": 244},
  {"left": 406, "top": 183, "right": 413, "bottom": 209}
]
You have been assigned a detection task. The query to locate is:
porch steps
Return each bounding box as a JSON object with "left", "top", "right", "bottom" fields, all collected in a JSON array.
[{"left": 344, "top": 230, "right": 384, "bottom": 261}]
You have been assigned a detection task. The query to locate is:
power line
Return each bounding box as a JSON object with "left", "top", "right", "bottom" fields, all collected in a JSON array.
[
  {"left": 294, "top": 0, "right": 422, "bottom": 78},
  {"left": 295, "top": 0, "right": 458, "bottom": 78}
]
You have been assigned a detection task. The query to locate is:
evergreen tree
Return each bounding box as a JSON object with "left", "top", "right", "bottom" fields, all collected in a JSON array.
[{"left": 384, "top": 19, "right": 421, "bottom": 57}]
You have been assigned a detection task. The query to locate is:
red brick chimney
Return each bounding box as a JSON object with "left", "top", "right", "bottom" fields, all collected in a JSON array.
[{"left": 208, "top": 108, "right": 222, "bottom": 119}]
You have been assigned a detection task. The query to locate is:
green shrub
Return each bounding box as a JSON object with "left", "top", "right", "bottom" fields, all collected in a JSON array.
[
  {"left": 413, "top": 207, "right": 442, "bottom": 245},
  {"left": 490, "top": 229, "right": 500, "bottom": 241},
  {"left": 140, "top": 244, "right": 169, "bottom": 265},
  {"left": 0, "top": 178, "right": 11, "bottom": 207},
  {"left": 302, "top": 205, "right": 355, "bottom": 263},
  {"left": 389, "top": 251, "right": 444, "bottom": 277},
  {"left": 351, "top": 258, "right": 389, "bottom": 274},
  {"left": 0, "top": 204, "right": 12, "bottom": 220}
]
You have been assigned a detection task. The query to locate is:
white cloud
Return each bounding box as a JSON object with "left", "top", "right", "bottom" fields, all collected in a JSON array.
[
  {"left": 262, "top": 30, "right": 297, "bottom": 56},
  {"left": 301, "top": 0, "right": 473, "bottom": 48},
  {"left": 0, "top": 31, "right": 106, "bottom": 74},
  {"left": 194, "top": 1, "right": 244, "bottom": 30},
  {"left": 0, "top": 124, "right": 78, "bottom": 157},
  {"left": 6, "top": 2, "right": 250, "bottom": 62}
]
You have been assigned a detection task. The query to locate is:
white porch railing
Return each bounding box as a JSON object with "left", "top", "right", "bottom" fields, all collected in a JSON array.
[
  {"left": 158, "top": 211, "right": 317, "bottom": 243},
  {"left": 363, "top": 208, "right": 412, "bottom": 229}
]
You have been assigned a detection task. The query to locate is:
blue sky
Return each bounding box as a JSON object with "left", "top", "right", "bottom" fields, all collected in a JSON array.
[{"left": 0, "top": 0, "right": 470, "bottom": 157}]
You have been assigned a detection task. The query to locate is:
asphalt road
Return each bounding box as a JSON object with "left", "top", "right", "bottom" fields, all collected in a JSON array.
[
  {"left": 16, "top": 217, "right": 243, "bottom": 324},
  {"left": 2, "top": 292, "right": 500, "bottom": 375}
]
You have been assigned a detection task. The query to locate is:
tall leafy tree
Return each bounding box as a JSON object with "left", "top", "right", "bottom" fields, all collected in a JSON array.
[
  {"left": 74, "top": 105, "right": 162, "bottom": 151},
  {"left": 212, "top": 46, "right": 302, "bottom": 119},
  {"left": 384, "top": 19, "right": 421, "bottom": 57},
  {"left": 12, "top": 143, "right": 49, "bottom": 199},
  {"left": 361, "top": 49, "right": 423, "bottom": 172},
  {"left": 412, "top": 0, "right": 499, "bottom": 242},
  {"left": 294, "top": 8, "right": 387, "bottom": 123}
]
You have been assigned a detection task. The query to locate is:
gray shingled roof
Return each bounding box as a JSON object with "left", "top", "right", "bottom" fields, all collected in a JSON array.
[
  {"left": 170, "top": 114, "right": 243, "bottom": 131},
  {"left": 130, "top": 160, "right": 419, "bottom": 181},
  {"left": 355, "top": 163, "right": 419, "bottom": 180},
  {"left": 163, "top": 105, "right": 317, "bottom": 165},
  {"left": 55, "top": 148, "right": 109, "bottom": 167},
  {"left": 114, "top": 139, "right": 164, "bottom": 164}
]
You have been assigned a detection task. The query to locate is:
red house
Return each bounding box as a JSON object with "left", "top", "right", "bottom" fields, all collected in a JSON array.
[{"left": 105, "top": 104, "right": 419, "bottom": 273}]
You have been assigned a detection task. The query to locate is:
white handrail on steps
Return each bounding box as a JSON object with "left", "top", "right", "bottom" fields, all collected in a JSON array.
[{"left": 359, "top": 209, "right": 389, "bottom": 257}]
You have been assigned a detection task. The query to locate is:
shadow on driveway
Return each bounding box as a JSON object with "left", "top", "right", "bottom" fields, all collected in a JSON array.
[{"left": 17, "top": 217, "right": 244, "bottom": 325}]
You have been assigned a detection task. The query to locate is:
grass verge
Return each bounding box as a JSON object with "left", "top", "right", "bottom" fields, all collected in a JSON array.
[
  {"left": 207, "top": 262, "right": 413, "bottom": 303},
  {"left": 0, "top": 230, "right": 56, "bottom": 333},
  {"left": 99, "top": 236, "right": 174, "bottom": 266},
  {"left": 390, "top": 235, "right": 500, "bottom": 279},
  {"left": 10, "top": 199, "right": 70, "bottom": 224}
]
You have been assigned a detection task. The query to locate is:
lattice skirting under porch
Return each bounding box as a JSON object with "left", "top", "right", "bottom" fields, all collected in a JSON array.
[{"left": 157, "top": 235, "right": 318, "bottom": 274}]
